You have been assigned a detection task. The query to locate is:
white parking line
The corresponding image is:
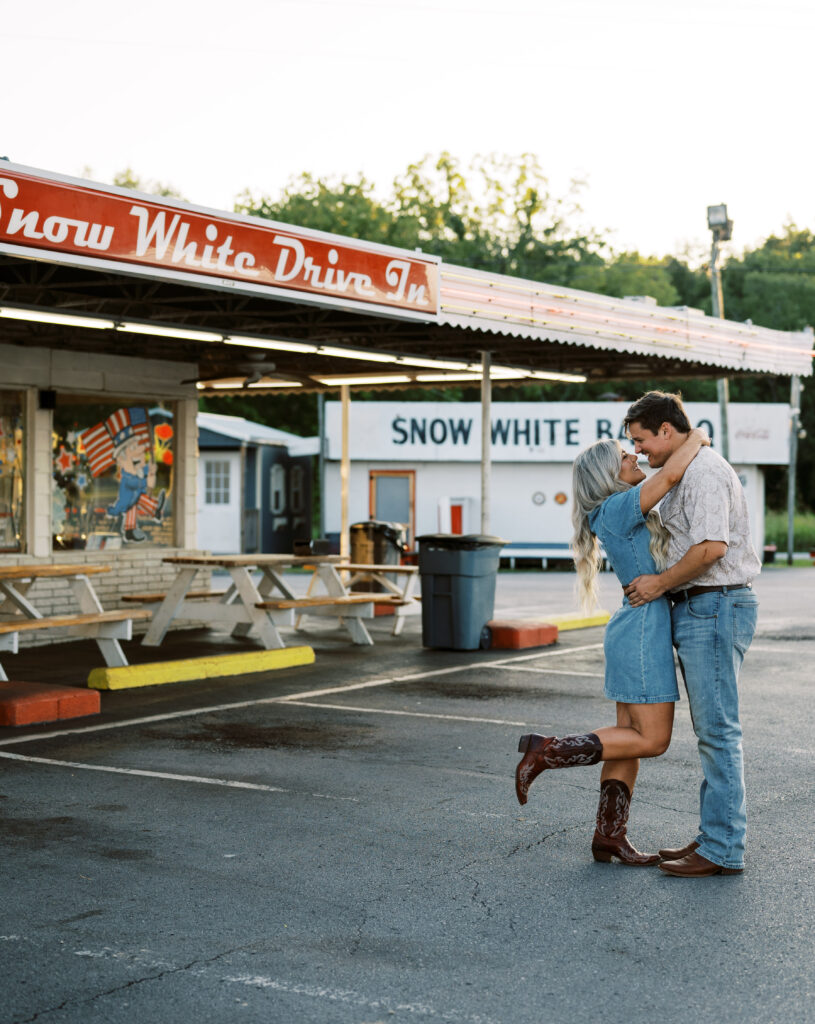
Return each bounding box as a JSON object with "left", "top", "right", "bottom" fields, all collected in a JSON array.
[
  {"left": 0, "top": 751, "right": 359, "bottom": 801},
  {"left": 222, "top": 973, "right": 501, "bottom": 1023},
  {"left": 275, "top": 659, "right": 492, "bottom": 702},
  {"left": 0, "top": 642, "right": 602, "bottom": 748},
  {"left": 498, "top": 665, "right": 604, "bottom": 678},
  {"left": 480, "top": 642, "right": 603, "bottom": 665},
  {"left": 0, "top": 751, "right": 286, "bottom": 791},
  {"left": 284, "top": 700, "right": 529, "bottom": 727}
]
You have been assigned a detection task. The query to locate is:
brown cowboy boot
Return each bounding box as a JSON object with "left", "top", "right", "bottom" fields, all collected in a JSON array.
[
  {"left": 515, "top": 732, "right": 602, "bottom": 806},
  {"left": 591, "top": 778, "right": 660, "bottom": 866},
  {"left": 658, "top": 840, "right": 699, "bottom": 861}
]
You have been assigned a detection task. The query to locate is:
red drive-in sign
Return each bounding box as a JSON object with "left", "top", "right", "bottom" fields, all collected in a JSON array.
[{"left": 0, "top": 168, "right": 439, "bottom": 316}]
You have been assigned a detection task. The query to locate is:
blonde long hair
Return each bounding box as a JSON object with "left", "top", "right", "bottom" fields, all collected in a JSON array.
[{"left": 571, "top": 439, "right": 669, "bottom": 611}]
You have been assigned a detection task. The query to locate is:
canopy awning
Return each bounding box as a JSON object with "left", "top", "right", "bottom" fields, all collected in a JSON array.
[
  {"left": 1, "top": 161, "right": 811, "bottom": 393},
  {"left": 438, "top": 265, "right": 811, "bottom": 378}
]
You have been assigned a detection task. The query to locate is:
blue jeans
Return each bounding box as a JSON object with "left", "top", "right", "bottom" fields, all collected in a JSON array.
[{"left": 671, "top": 587, "right": 759, "bottom": 869}]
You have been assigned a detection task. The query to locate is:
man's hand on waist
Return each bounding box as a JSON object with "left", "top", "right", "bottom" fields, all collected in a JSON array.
[
  {"left": 624, "top": 541, "right": 729, "bottom": 607},
  {"left": 624, "top": 574, "right": 667, "bottom": 606}
]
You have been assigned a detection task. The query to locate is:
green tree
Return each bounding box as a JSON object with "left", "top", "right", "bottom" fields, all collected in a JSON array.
[
  {"left": 722, "top": 226, "right": 815, "bottom": 330},
  {"left": 197, "top": 392, "right": 320, "bottom": 437},
  {"left": 717, "top": 226, "right": 815, "bottom": 510},
  {"left": 665, "top": 256, "right": 710, "bottom": 311},
  {"left": 570, "top": 251, "right": 680, "bottom": 306},
  {"left": 235, "top": 173, "right": 419, "bottom": 249},
  {"left": 391, "top": 152, "right": 606, "bottom": 285}
]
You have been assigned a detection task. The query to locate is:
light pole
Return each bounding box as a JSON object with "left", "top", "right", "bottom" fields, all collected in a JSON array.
[
  {"left": 707, "top": 203, "right": 733, "bottom": 460},
  {"left": 787, "top": 376, "right": 802, "bottom": 565}
]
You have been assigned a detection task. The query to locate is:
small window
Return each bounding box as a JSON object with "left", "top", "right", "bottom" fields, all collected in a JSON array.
[
  {"left": 270, "top": 464, "right": 286, "bottom": 514},
  {"left": 290, "top": 464, "right": 304, "bottom": 513},
  {"left": 205, "top": 459, "right": 231, "bottom": 505}
]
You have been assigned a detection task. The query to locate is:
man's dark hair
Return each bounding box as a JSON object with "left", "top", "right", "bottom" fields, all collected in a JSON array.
[{"left": 623, "top": 390, "right": 692, "bottom": 435}]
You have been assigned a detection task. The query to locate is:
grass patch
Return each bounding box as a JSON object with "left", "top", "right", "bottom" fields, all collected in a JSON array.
[{"left": 764, "top": 510, "right": 815, "bottom": 550}]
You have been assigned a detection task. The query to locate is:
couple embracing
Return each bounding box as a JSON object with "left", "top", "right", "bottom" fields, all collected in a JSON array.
[{"left": 515, "top": 390, "right": 760, "bottom": 878}]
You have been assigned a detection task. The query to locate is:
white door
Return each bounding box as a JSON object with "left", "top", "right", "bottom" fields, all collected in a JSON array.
[{"left": 197, "top": 453, "right": 242, "bottom": 553}]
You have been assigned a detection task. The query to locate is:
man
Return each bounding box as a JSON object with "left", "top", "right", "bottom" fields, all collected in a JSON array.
[{"left": 623, "top": 391, "right": 760, "bottom": 878}]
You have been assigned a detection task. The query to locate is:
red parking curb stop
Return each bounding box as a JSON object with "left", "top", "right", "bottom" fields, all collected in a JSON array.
[
  {"left": 0, "top": 681, "right": 101, "bottom": 727},
  {"left": 486, "top": 620, "right": 559, "bottom": 650}
]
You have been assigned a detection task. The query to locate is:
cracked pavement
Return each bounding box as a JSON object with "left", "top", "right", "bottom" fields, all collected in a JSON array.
[{"left": 1, "top": 566, "right": 813, "bottom": 1023}]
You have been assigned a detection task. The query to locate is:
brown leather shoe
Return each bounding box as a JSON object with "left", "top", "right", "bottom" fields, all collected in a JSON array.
[
  {"left": 658, "top": 840, "right": 699, "bottom": 861},
  {"left": 658, "top": 851, "right": 743, "bottom": 877}
]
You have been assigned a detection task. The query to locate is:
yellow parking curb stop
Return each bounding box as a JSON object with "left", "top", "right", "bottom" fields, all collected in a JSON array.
[
  {"left": 544, "top": 611, "right": 610, "bottom": 631},
  {"left": 87, "top": 646, "right": 315, "bottom": 690}
]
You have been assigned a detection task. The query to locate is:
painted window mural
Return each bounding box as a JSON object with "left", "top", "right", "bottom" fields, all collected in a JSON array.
[
  {"left": 0, "top": 391, "right": 25, "bottom": 553},
  {"left": 52, "top": 400, "right": 174, "bottom": 550}
]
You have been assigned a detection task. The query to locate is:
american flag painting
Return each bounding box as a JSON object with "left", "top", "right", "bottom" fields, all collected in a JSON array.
[{"left": 79, "top": 407, "right": 152, "bottom": 477}]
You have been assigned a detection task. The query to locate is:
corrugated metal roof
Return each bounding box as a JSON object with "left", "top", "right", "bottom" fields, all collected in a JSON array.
[
  {"left": 438, "top": 264, "right": 814, "bottom": 377},
  {"left": 197, "top": 412, "right": 319, "bottom": 455}
]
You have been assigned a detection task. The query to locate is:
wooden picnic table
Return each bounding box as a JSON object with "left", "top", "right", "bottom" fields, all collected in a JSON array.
[
  {"left": 330, "top": 563, "right": 420, "bottom": 636},
  {"left": 0, "top": 563, "right": 150, "bottom": 681},
  {"left": 130, "top": 554, "right": 395, "bottom": 650}
]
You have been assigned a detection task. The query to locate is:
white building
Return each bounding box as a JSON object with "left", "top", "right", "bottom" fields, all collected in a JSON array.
[
  {"left": 324, "top": 401, "right": 790, "bottom": 559},
  {"left": 196, "top": 412, "right": 319, "bottom": 555}
]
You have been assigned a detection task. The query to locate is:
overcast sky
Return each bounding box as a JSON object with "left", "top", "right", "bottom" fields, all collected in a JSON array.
[{"left": 3, "top": 0, "right": 812, "bottom": 263}]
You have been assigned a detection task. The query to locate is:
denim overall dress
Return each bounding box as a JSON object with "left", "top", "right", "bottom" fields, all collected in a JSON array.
[{"left": 588, "top": 486, "right": 679, "bottom": 704}]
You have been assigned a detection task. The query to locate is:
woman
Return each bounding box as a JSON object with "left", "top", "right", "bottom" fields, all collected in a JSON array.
[{"left": 514, "top": 427, "right": 710, "bottom": 866}]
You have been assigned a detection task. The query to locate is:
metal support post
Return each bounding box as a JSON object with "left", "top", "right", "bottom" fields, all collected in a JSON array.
[
  {"left": 317, "top": 391, "right": 325, "bottom": 539},
  {"left": 340, "top": 385, "right": 350, "bottom": 559},
  {"left": 480, "top": 351, "right": 491, "bottom": 535}
]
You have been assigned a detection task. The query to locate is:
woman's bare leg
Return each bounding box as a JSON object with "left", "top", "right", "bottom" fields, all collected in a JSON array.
[
  {"left": 595, "top": 701, "right": 675, "bottom": 761},
  {"left": 600, "top": 704, "right": 641, "bottom": 791}
]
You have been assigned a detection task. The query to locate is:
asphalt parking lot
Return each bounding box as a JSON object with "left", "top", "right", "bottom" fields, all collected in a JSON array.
[{"left": 1, "top": 566, "right": 813, "bottom": 1024}]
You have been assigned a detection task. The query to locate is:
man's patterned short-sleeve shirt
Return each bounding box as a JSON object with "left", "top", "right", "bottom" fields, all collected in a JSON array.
[{"left": 658, "top": 446, "right": 761, "bottom": 588}]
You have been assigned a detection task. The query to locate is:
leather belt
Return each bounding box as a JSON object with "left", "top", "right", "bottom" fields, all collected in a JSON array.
[{"left": 668, "top": 583, "right": 751, "bottom": 603}]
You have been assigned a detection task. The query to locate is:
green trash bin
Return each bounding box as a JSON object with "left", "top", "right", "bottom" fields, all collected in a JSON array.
[{"left": 417, "top": 534, "right": 507, "bottom": 650}]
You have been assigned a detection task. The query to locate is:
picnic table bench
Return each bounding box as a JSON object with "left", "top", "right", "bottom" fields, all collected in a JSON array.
[
  {"left": 332, "top": 562, "right": 421, "bottom": 636},
  {"left": 128, "top": 554, "right": 382, "bottom": 649},
  {"left": 0, "top": 564, "right": 151, "bottom": 681}
]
